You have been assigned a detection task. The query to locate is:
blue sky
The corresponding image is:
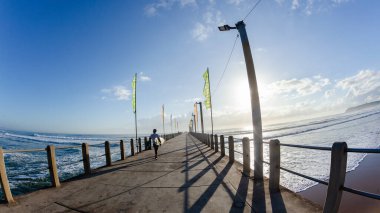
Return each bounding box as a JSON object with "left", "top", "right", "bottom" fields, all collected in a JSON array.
[{"left": 1, "top": 0, "right": 379, "bottom": 134}]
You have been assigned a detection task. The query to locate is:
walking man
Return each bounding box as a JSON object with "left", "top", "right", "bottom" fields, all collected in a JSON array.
[{"left": 150, "top": 129, "right": 162, "bottom": 160}]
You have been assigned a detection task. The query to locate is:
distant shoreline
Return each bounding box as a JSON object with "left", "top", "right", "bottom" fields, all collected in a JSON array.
[
  {"left": 346, "top": 101, "right": 380, "bottom": 113},
  {"left": 298, "top": 149, "right": 380, "bottom": 212}
]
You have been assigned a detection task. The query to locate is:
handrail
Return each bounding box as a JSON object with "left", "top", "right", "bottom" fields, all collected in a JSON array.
[
  {"left": 263, "top": 141, "right": 380, "bottom": 153},
  {"left": 342, "top": 186, "right": 380, "bottom": 200},
  {"left": 346, "top": 148, "right": 380, "bottom": 153},
  {"left": 263, "top": 160, "right": 329, "bottom": 185},
  {"left": 55, "top": 145, "right": 82, "bottom": 150},
  {"left": 278, "top": 143, "right": 332, "bottom": 151},
  {"left": 3, "top": 148, "right": 46, "bottom": 153},
  {"left": 279, "top": 166, "right": 329, "bottom": 186}
]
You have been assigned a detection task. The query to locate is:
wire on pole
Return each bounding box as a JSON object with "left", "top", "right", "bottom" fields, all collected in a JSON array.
[
  {"left": 243, "top": 0, "right": 263, "bottom": 21},
  {"left": 213, "top": 34, "right": 239, "bottom": 95}
]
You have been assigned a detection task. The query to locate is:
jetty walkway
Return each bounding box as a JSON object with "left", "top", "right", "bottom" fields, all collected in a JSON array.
[{"left": 0, "top": 133, "right": 321, "bottom": 212}]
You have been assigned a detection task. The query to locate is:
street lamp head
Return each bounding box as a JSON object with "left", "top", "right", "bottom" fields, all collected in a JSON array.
[
  {"left": 218, "top": 25, "right": 231, "bottom": 31},
  {"left": 218, "top": 24, "right": 237, "bottom": 31}
]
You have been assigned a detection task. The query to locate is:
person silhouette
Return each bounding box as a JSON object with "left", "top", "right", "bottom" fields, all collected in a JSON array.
[{"left": 150, "top": 129, "right": 162, "bottom": 160}]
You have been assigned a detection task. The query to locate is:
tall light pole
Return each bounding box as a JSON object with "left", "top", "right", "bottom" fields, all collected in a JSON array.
[
  {"left": 196, "top": 102, "right": 204, "bottom": 134},
  {"left": 192, "top": 113, "right": 197, "bottom": 133},
  {"left": 218, "top": 20, "right": 263, "bottom": 180}
]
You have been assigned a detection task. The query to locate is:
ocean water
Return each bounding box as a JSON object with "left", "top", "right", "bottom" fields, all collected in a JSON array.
[
  {"left": 219, "top": 105, "right": 380, "bottom": 192},
  {"left": 1, "top": 106, "right": 380, "bottom": 199}
]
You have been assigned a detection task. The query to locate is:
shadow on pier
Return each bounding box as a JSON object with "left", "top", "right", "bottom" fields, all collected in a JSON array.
[{"left": 0, "top": 133, "right": 321, "bottom": 212}]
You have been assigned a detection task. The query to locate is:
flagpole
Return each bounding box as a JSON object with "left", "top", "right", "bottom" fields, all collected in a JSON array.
[
  {"left": 208, "top": 68, "right": 214, "bottom": 136},
  {"left": 134, "top": 73, "right": 137, "bottom": 143},
  {"left": 198, "top": 102, "right": 205, "bottom": 134},
  {"left": 134, "top": 111, "right": 137, "bottom": 142}
]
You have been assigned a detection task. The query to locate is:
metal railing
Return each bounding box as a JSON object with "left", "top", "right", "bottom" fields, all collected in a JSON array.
[
  {"left": 0, "top": 132, "right": 182, "bottom": 204},
  {"left": 189, "top": 132, "right": 380, "bottom": 213}
]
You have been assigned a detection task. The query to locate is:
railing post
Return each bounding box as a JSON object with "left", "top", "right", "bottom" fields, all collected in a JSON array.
[
  {"left": 207, "top": 134, "right": 210, "bottom": 147},
  {"left": 214, "top": 134, "right": 219, "bottom": 152},
  {"left": 82, "top": 143, "right": 91, "bottom": 175},
  {"left": 269, "top": 139, "right": 280, "bottom": 192},
  {"left": 120, "top": 140, "right": 125, "bottom": 160},
  {"left": 242, "top": 137, "right": 250, "bottom": 176},
  {"left": 138, "top": 138, "right": 142, "bottom": 153},
  {"left": 144, "top": 137, "right": 148, "bottom": 151},
  {"left": 149, "top": 138, "right": 152, "bottom": 150},
  {"left": 46, "top": 145, "right": 60, "bottom": 187},
  {"left": 0, "top": 147, "right": 15, "bottom": 204},
  {"left": 210, "top": 134, "right": 214, "bottom": 149},
  {"left": 228, "top": 136, "right": 235, "bottom": 162},
  {"left": 105, "top": 141, "right": 111, "bottom": 166},
  {"left": 130, "top": 139, "right": 135, "bottom": 156},
  {"left": 220, "top": 135, "right": 225, "bottom": 156},
  {"left": 323, "top": 142, "right": 347, "bottom": 213}
]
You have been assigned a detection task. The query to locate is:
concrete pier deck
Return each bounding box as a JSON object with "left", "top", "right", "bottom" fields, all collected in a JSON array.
[{"left": 0, "top": 133, "right": 322, "bottom": 212}]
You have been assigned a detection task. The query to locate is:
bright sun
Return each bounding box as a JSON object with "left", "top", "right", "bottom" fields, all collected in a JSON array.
[
  {"left": 232, "top": 79, "right": 272, "bottom": 111},
  {"left": 234, "top": 81, "right": 251, "bottom": 111}
]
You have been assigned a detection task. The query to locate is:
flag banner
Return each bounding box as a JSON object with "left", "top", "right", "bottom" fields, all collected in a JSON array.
[
  {"left": 203, "top": 68, "right": 211, "bottom": 109},
  {"left": 132, "top": 73, "right": 137, "bottom": 113}
]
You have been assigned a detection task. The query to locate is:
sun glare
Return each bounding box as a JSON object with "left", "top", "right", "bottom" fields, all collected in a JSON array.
[{"left": 234, "top": 81, "right": 251, "bottom": 111}]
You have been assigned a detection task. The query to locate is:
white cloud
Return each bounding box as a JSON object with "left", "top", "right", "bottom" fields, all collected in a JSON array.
[
  {"left": 184, "top": 97, "right": 201, "bottom": 103},
  {"left": 144, "top": 0, "right": 196, "bottom": 16},
  {"left": 101, "top": 86, "right": 131, "bottom": 101},
  {"left": 144, "top": 5, "right": 158, "bottom": 16},
  {"left": 254, "top": 47, "right": 267, "bottom": 53},
  {"left": 304, "top": 0, "right": 313, "bottom": 15},
  {"left": 291, "top": 0, "right": 300, "bottom": 10},
  {"left": 365, "top": 95, "right": 380, "bottom": 103},
  {"left": 203, "top": 10, "right": 223, "bottom": 26},
  {"left": 336, "top": 69, "right": 380, "bottom": 97},
  {"left": 144, "top": 0, "right": 174, "bottom": 16},
  {"left": 144, "top": 1, "right": 224, "bottom": 41},
  {"left": 139, "top": 72, "right": 151, "bottom": 81},
  {"left": 192, "top": 9, "right": 224, "bottom": 41},
  {"left": 278, "top": 0, "right": 351, "bottom": 15},
  {"left": 192, "top": 23, "right": 212, "bottom": 41},
  {"left": 332, "top": 0, "right": 350, "bottom": 4},
  {"left": 180, "top": 0, "right": 197, "bottom": 7},
  {"left": 268, "top": 75, "right": 330, "bottom": 97},
  {"left": 227, "top": 0, "right": 244, "bottom": 6},
  {"left": 324, "top": 89, "right": 335, "bottom": 98}
]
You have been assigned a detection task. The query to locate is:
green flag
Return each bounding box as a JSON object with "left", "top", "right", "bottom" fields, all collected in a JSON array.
[
  {"left": 132, "top": 73, "right": 137, "bottom": 113},
  {"left": 203, "top": 68, "right": 211, "bottom": 109}
]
